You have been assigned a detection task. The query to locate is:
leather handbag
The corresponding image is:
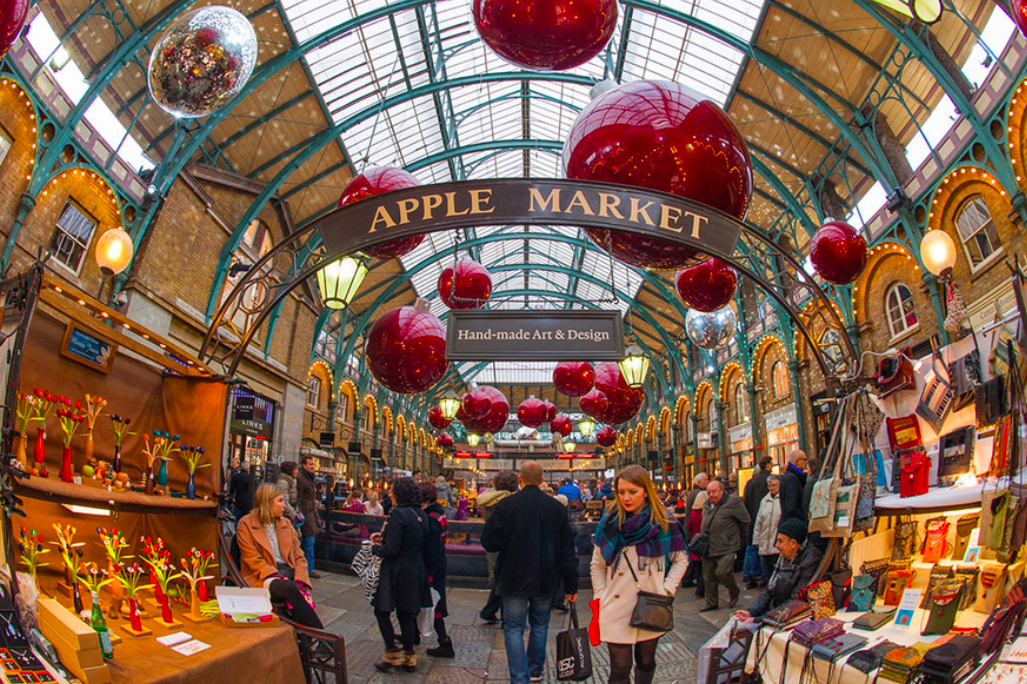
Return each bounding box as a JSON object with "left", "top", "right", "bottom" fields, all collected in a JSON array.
[
  {"left": 804, "top": 580, "right": 836, "bottom": 620},
  {"left": 791, "top": 617, "right": 844, "bottom": 647},
  {"left": 919, "top": 636, "right": 982, "bottom": 684},
  {"left": 921, "top": 519, "right": 950, "bottom": 564},
  {"left": 762, "top": 599, "right": 811, "bottom": 629},
  {"left": 830, "top": 569, "right": 852, "bottom": 610},
  {"left": 848, "top": 575, "right": 877, "bottom": 613},
  {"left": 853, "top": 473, "right": 877, "bottom": 532},
  {"left": 954, "top": 565, "right": 979, "bottom": 610},
  {"left": 975, "top": 376, "right": 1006, "bottom": 429},
  {"left": 922, "top": 581, "right": 964, "bottom": 636},
  {"left": 811, "top": 633, "right": 868, "bottom": 662},
  {"left": 886, "top": 415, "right": 922, "bottom": 451},
  {"left": 974, "top": 562, "right": 1008, "bottom": 614},
  {"left": 847, "top": 639, "right": 901, "bottom": 673},
  {"left": 937, "top": 427, "right": 974, "bottom": 485},
  {"left": 980, "top": 581, "right": 1026, "bottom": 653},
  {"left": 861, "top": 558, "right": 890, "bottom": 595},
  {"left": 900, "top": 451, "right": 931, "bottom": 498},
  {"left": 951, "top": 514, "right": 979, "bottom": 562},
  {"left": 853, "top": 609, "right": 896, "bottom": 631},
  {"left": 876, "top": 350, "right": 915, "bottom": 399},
  {"left": 884, "top": 570, "right": 912, "bottom": 606},
  {"left": 919, "top": 564, "right": 955, "bottom": 609},
  {"left": 623, "top": 557, "right": 673, "bottom": 632},
  {"left": 892, "top": 519, "right": 918, "bottom": 560}
]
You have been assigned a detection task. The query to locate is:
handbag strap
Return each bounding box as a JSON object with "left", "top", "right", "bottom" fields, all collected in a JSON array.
[{"left": 622, "top": 549, "right": 642, "bottom": 591}]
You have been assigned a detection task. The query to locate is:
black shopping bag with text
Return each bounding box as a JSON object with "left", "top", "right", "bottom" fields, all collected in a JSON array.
[{"left": 556, "top": 604, "right": 593, "bottom": 681}]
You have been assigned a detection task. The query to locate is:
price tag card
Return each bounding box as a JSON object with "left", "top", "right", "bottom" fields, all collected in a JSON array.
[{"left": 894, "top": 589, "right": 922, "bottom": 629}]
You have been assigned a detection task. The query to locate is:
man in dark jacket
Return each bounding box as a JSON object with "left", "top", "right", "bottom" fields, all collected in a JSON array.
[
  {"left": 228, "top": 461, "right": 254, "bottom": 525},
  {"left": 700, "top": 480, "right": 751, "bottom": 612},
  {"left": 779, "top": 449, "right": 809, "bottom": 525},
  {"left": 482, "top": 461, "right": 578, "bottom": 684},
  {"left": 297, "top": 455, "right": 322, "bottom": 579},
  {"left": 734, "top": 518, "right": 824, "bottom": 622},
  {"left": 742, "top": 457, "right": 773, "bottom": 588}
]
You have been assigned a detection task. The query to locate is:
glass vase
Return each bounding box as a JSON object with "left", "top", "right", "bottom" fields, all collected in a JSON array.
[
  {"left": 59, "top": 445, "right": 73, "bottom": 483},
  {"left": 112, "top": 443, "right": 122, "bottom": 473},
  {"left": 186, "top": 472, "right": 196, "bottom": 500},
  {"left": 33, "top": 427, "right": 45, "bottom": 468},
  {"left": 128, "top": 598, "right": 142, "bottom": 632}
]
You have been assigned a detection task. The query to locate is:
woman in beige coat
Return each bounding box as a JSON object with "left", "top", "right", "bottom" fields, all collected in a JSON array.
[
  {"left": 591, "top": 466, "right": 688, "bottom": 684},
  {"left": 752, "top": 476, "right": 781, "bottom": 584}
]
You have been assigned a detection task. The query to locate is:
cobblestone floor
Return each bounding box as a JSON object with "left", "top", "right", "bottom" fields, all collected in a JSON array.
[{"left": 308, "top": 571, "right": 748, "bottom": 684}]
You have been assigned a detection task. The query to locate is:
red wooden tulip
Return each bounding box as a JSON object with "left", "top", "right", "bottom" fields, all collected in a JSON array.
[
  {"left": 550, "top": 414, "right": 573, "bottom": 437},
  {"left": 517, "top": 397, "right": 547, "bottom": 428},
  {"left": 338, "top": 167, "right": 424, "bottom": 259},
  {"left": 596, "top": 426, "right": 618, "bottom": 448},
  {"left": 553, "top": 361, "right": 595, "bottom": 397},
  {"left": 437, "top": 433, "right": 454, "bottom": 449},
  {"left": 439, "top": 258, "right": 493, "bottom": 309},
  {"left": 578, "top": 389, "right": 609, "bottom": 418},
  {"left": 564, "top": 80, "right": 752, "bottom": 270},
  {"left": 675, "top": 258, "right": 738, "bottom": 312},
  {"left": 809, "top": 219, "right": 867, "bottom": 285},
  {"left": 365, "top": 306, "right": 449, "bottom": 394},
  {"left": 472, "top": 0, "right": 617, "bottom": 71},
  {"left": 428, "top": 406, "right": 452, "bottom": 430}
]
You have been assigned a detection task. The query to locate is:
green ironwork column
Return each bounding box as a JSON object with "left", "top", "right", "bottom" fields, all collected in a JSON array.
[{"left": 786, "top": 360, "right": 809, "bottom": 453}]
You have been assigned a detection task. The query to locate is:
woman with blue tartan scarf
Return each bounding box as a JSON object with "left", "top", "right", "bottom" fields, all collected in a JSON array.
[{"left": 591, "top": 466, "right": 688, "bottom": 684}]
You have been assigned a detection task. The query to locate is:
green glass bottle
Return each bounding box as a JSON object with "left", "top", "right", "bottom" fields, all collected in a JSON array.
[{"left": 90, "top": 592, "right": 114, "bottom": 659}]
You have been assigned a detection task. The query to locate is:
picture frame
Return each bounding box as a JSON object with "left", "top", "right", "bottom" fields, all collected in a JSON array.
[{"left": 60, "top": 323, "right": 116, "bottom": 374}]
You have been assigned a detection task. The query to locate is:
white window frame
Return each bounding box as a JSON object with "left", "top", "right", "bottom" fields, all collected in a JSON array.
[
  {"left": 735, "top": 383, "right": 750, "bottom": 424},
  {"left": 955, "top": 196, "right": 1003, "bottom": 274},
  {"left": 50, "top": 201, "right": 97, "bottom": 275},
  {"left": 0, "top": 126, "right": 12, "bottom": 168},
  {"left": 886, "top": 283, "right": 920, "bottom": 341},
  {"left": 306, "top": 376, "right": 321, "bottom": 409},
  {"left": 771, "top": 361, "right": 791, "bottom": 399}
]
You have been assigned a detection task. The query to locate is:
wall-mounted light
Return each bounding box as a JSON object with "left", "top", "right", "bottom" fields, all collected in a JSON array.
[
  {"left": 95, "top": 227, "right": 134, "bottom": 276},
  {"left": 317, "top": 256, "right": 368, "bottom": 310}
]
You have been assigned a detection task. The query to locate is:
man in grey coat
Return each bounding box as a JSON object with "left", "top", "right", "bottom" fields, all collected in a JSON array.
[{"left": 700, "top": 480, "right": 751, "bottom": 611}]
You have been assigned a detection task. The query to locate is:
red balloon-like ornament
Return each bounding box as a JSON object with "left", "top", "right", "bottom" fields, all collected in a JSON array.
[
  {"left": 542, "top": 400, "right": 558, "bottom": 423},
  {"left": 517, "top": 396, "right": 548, "bottom": 428},
  {"left": 676, "top": 258, "right": 739, "bottom": 313},
  {"left": 550, "top": 414, "right": 573, "bottom": 437},
  {"left": 595, "top": 426, "right": 618, "bottom": 448},
  {"left": 428, "top": 405, "right": 452, "bottom": 430},
  {"left": 553, "top": 361, "right": 595, "bottom": 397},
  {"left": 594, "top": 386, "right": 644, "bottom": 425},
  {"left": 463, "top": 389, "right": 492, "bottom": 419},
  {"left": 1013, "top": 0, "right": 1027, "bottom": 37},
  {"left": 469, "top": 386, "right": 509, "bottom": 434},
  {"left": 472, "top": 0, "right": 617, "bottom": 71},
  {"left": 0, "top": 0, "right": 29, "bottom": 60},
  {"left": 579, "top": 389, "right": 609, "bottom": 418},
  {"left": 338, "top": 167, "right": 424, "bottom": 259},
  {"left": 809, "top": 219, "right": 867, "bottom": 285},
  {"left": 364, "top": 306, "right": 449, "bottom": 394},
  {"left": 437, "top": 433, "right": 454, "bottom": 449},
  {"left": 564, "top": 80, "right": 753, "bottom": 270},
  {"left": 439, "top": 258, "right": 493, "bottom": 309}
]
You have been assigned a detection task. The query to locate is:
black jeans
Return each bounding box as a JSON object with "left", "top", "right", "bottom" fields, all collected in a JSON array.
[
  {"left": 375, "top": 608, "right": 419, "bottom": 652},
  {"left": 607, "top": 638, "right": 659, "bottom": 684},
  {"left": 268, "top": 579, "right": 323, "bottom": 629}
]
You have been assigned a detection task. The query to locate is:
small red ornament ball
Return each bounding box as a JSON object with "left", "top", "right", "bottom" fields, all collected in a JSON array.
[
  {"left": 550, "top": 414, "right": 573, "bottom": 437},
  {"left": 809, "top": 219, "right": 867, "bottom": 285},
  {"left": 472, "top": 0, "right": 617, "bottom": 71},
  {"left": 595, "top": 426, "right": 618, "bottom": 448},
  {"left": 365, "top": 306, "right": 449, "bottom": 394},
  {"left": 553, "top": 361, "right": 595, "bottom": 397},
  {"left": 428, "top": 406, "right": 452, "bottom": 430},
  {"left": 338, "top": 167, "right": 424, "bottom": 259},
  {"left": 463, "top": 389, "right": 492, "bottom": 419},
  {"left": 675, "top": 258, "right": 739, "bottom": 313},
  {"left": 564, "top": 80, "right": 753, "bottom": 270},
  {"left": 1014, "top": 0, "right": 1027, "bottom": 37},
  {"left": 439, "top": 258, "right": 493, "bottom": 309},
  {"left": 542, "top": 400, "right": 558, "bottom": 423},
  {"left": 437, "top": 433, "right": 454, "bottom": 449},
  {"left": 474, "top": 386, "right": 509, "bottom": 434},
  {"left": 0, "top": 0, "right": 29, "bottom": 59},
  {"left": 579, "top": 389, "right": 609, "bottom": 418},
  {"left": 517, "top": 397, "right": 548, "bottom": 428},
  {"left": 595, "top": 386, "right": 644, "bottom": 425}
]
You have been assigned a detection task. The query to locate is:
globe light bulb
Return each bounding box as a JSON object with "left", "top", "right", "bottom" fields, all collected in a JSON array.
[
  {"left": 920, "top": 230, "right": 957, "bottom": 277},
  {"left": 94, "top": 227, "right": 134, "bottom": 275}
]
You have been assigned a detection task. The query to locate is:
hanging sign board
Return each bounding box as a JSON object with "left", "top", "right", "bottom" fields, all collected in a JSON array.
[
  {"left": 447, "top": 311, "right": 624, "bottom": 361},
  {"left": 60, "top": 323, "right": 117, "bottom": 373}
]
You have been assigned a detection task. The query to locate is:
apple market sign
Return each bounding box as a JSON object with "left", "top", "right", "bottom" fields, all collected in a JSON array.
[
  {"left": 447, "top": 311, "right": 624, "bottom": 361},
  {"left": 316, "top": 179, "right": 742, "bottom": 260}
]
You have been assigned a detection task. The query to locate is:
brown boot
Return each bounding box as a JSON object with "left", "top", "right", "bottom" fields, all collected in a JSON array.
[
  {"left": 402, "top": 650, "right": 417, "bottom": 672},
  {"left": 374, "top": 648, "right": 404, "bottom": 671}
]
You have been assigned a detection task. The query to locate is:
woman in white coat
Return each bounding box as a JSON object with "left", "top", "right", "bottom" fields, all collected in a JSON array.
[
  {"left": 752, "top": 476, "right": 781, "bottom": 584},
  {"left": 591, "top": 466, "right": 689, "bottom": 684}
]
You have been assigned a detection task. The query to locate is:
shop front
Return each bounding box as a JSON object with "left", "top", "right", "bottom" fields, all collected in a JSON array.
[
  {"left": 228, "top": 388, "right": 276, "bottom": 474},
  {"left": 763, "top": 404, "right": 799, "bottom": 466},
  {"left": 727, "top": 422, "right": 754, "bottom": 473}
]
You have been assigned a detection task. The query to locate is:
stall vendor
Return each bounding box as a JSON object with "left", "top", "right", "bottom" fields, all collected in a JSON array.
[{"left": 733, "top": 518, "right": 822, "bottom": 622}]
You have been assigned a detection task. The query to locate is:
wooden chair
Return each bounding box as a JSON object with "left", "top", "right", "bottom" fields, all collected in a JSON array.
[{"left": 704, "top": 626, "right": 754, "bottom": 684}]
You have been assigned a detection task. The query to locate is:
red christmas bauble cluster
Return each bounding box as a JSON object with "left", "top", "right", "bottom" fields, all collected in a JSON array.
[
  {"left": 0, "top": 0, "right": 29, "bottom": 60},
  {"left": 595, "top": 426, "right": 618, "bottom": 448},
  {"left": 676, "top": 258, "right": 738, "bottom": 313},
  {"left": 472, "top": 0, "right": 617, "bottom": 71},
  {"left": 1014, "top": 0, "right": 1027, "bottom": 37},
  {"left": 543, "top": 400, "right": 557, "bottom": 423},
  {"left": 338, "top": 167, "right": 424, "bottom": 259},
  {"left": 809, "top": 219, "right": 867, "bottom": 285},
  {"left": 576, "top": 363, "right": 644, "bottom": 425},
  {"left": 564, "top": 80, "right": 752, "bottom": 270},
  {"left": 579, "top": 388, "right": 609, "bottom": 418},
  {"left": 550, "top": 414, "right": 573, "bottom": 437},
  {"left": 364, "top": 306, "right": 449, "bottom": 394},
  {"left": 463, "top": 388, "right": 492, "bottom": 419},
  {"left": 428, "top": 405, "right": 452, "bottom": 430},
  {"left": 459, "top": 386, "right": 509, "bottom": 434},
  {"left": 436, "top": 433, "right": 454, "bottom": 449},
  {"left": 517, "top": 396, "right": 548, "bottom": 428},
  {"left": 439, "top": 258, "right": 493, "bottom": 309},
  {"left": 553, "top": 361, "right": 595, "bottom": 397}
]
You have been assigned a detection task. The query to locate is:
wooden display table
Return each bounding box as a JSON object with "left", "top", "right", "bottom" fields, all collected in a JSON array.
[{"left": 13, "top": 477, "right": 216, "bottom": 515}]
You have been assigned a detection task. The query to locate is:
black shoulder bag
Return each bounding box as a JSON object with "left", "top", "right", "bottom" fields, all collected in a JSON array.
[
  {"left": 623, "top": 551, "right": 674, "bottom": 632},
  {"left": 689, "top": 502, "right": 719, "bottom": 558}
]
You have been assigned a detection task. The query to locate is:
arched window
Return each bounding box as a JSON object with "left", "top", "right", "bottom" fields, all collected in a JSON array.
[
  {"left": 336, "top": 393, "right": 349, "bottom": 423},
  {"left": 886, "top": 283, "right": 919, "bottom": 338},
  {"left": 708, "top": 400, "right": 718, "bottom": 432},
  {"left": 306, "top": 376, "right": 321, "bottom": 409},
  {"left": 772, "top": 361, "right": 790, "bottom": 398},
  {"left": 955, "top": 196, "right": 1001, "bottom": 269},
  {"left": 682, "top": 411, "right": 691, "bottom": 441},
  {"left": 734, "top": 383, "right": 750, "bottom": 424}
]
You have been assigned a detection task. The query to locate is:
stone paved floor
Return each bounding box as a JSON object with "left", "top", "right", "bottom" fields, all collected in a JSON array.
[{"left": 308, "top": 571, "right": 750, "bottom": 684}]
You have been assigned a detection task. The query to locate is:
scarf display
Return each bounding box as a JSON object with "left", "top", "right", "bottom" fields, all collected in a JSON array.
[{"left": 594, "top": 506, "right": 686, "bottom": 568}]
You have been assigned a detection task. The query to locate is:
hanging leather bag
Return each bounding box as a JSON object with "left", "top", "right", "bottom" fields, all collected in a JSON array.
[
  {"left": 848, "top": 575, "right": 877, "bottom": 613},
  {"left": 900, "top": 450, "right": 931, "bottom": 498},
  {"left": 883, "top": 570, "right": 912, "bottom": 606},
  {"left": 623, "top": 554, "right": 674, "bottom": 633},
  {"left": 921, "top": 519, "right": 950, "bottom": 564},
  {"left": 951, "top": 514, "right": 979, "bottom": 562},
  {"left": 875, "top": 350, "right": 915, "bottom": 399},
  {"left": 937, "top": 426, "right": 974, "bottom": 485},
  {"left": 921, "top": 581, "right": 964, "bottom": 636},
  {"left": 892, "top": 518, "right": 918, "bottom": 561}
]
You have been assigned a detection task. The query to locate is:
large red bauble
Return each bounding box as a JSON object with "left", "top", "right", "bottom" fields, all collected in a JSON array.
[
  {"left": 364, "top": 306, "right": 449, "bottom": 394},
  {"left": 595, "top": 426, "right": 618, "bottom": 448},
  {"left": 475, "top": 386, "right": 509, "bottom": 434},
  {"left": 0, "top": 0, "right": 28, "bottom": 59},
  {"left": 436, "top": 433, "right": 454, "bottom": 449},
  {"left": 578, "top": 389, "right": 608, "bottom": 418},
  {"left": 564, "top": 80, "right": 753, "bottom": 270},
  {"left": 553, "top": 361, "right": 595, "bottom": 397},
  {"left": 550, "top": 414, "right": 573, "bottom": 437},
  {"left": 1014, "top": 0, "right": 1027, "bottom": 36},
  {"left": 593, "top": 362, "right": 630, "bottom": 395},
  {"left": 472, "top": 0, "right": 617, "bottom": 71},
  {"left": 809, "top": 219, "right": 867, "bottom": 285},
  {"left": 594, "top": 386, "right": 644, "bottom": 425},
  {"left": 462, "top": 389, "right": 492, "bottom": 419},
  {"left": 338, "top": 167, "right": 424, "bottom": 259},
  {"left": 676, "top": 258, "right": 739, "bottom": 313},
  {"left": 438, "top": 258, "right": 493, "bottom": 309},
  {"left": 517, "top": 396, "right": 547, "bottom": 428},
  {"left": 428, "top": 406, "right": 452, "bottom": 430}
]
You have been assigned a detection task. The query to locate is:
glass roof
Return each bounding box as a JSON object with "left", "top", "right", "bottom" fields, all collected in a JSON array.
[{"left": 280, "top": 0, "right": 768, "bottom": 380}]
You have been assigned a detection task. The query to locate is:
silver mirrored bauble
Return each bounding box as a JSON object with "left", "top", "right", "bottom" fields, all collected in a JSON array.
[
  {"left": 147, "top": 6, "right": 258, "bottom": 118},
  {"left": 685, "top": 306, "right": 736, "bottom": 350}
]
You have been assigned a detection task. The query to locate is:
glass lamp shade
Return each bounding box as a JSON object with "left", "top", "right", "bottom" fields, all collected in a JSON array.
[
  {"left": 466, "top": 433, "right": 481, "bottom": 447},
  {"left": 563, "top": 441, "right": 576, "bottom": 452},
  {"left": 920, "top": 230, "right": 957, "bottom": 276},
  {"left": 439, "top": 392, "right": 461, "bottom": 420},
  {"left": 618, "top": 345, "right": 650, "bottom": 388},
  {"left": 870, "top": 0, "right": 941, "bottom": 23},
  {"left": 94, "top": 228, "right": 134, "bottom": 275},
  {"left": 577, "top": 419, "right": 595, "bottom": 438},
  {"left": 317, "top": 256, "right": 367, "bottom": 309}
]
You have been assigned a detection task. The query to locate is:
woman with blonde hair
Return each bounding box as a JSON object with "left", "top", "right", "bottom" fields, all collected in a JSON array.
[
  {"left": 236, "top": 483, "right": 323, "bottom": 628},
  {"left": 591, "top": 466, "right": 688, "bottom": 684}
]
